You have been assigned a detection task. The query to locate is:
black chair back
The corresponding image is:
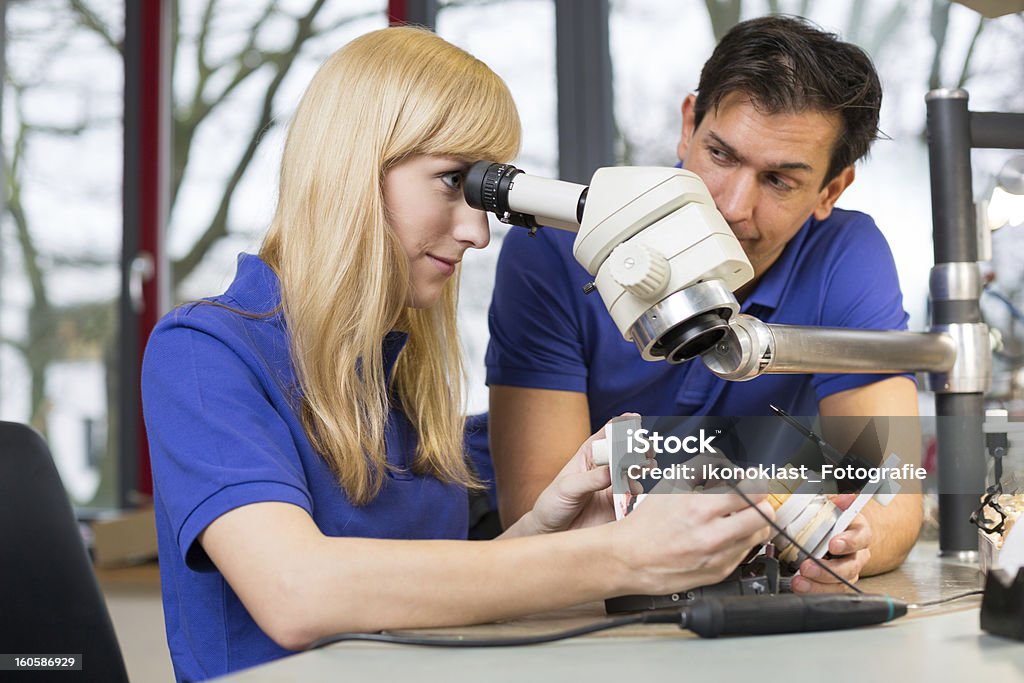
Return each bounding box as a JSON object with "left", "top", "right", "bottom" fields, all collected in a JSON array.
[{"left": 0, "top": 421, "right": 130, "bottom": 682}]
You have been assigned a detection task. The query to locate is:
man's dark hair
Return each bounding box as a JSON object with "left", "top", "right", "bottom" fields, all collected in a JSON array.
[{"left": 693, "top": 15, "right": 882, "bottom": 185}]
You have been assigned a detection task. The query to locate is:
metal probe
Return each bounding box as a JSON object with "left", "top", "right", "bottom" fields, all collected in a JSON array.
[{"left": 768, "top": 404, "right": 878, "bottom": 493}]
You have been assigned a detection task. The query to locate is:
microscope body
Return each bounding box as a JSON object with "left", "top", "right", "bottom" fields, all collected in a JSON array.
[{"left": 575, "top": 168, "right": 752, "bottom": 362}]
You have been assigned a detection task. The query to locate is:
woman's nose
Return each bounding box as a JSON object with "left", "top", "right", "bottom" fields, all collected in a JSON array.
[{"left": 454, "top": 202, "right": 491, "bottom": 250}]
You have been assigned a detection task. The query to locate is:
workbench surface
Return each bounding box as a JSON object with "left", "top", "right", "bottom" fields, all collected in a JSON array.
[{"left": 214, "top": 541, "right": 1024, "bottom": 682}]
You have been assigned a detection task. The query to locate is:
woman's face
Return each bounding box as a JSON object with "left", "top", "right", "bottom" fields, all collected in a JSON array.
[{"left": 383, "top": 154, "right": 490, "bottom": 308}]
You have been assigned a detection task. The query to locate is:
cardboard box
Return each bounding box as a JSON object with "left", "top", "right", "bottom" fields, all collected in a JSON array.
[{"left": 90, "top": 506, "right": 158, "bottom": 568}]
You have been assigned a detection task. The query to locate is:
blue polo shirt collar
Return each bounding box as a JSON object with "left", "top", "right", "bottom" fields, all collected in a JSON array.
[
  {"left": 227, "top": 253, "right": 408, "bottom": 379},
  {"left": 383, "top": 331, "right": 408, "bottom": 380},
  {"left": 223, "top": 253, "right": 283, "bottom": 315},
  {"left": 741, "top": 215, "right": 813, "bottom": 314}
]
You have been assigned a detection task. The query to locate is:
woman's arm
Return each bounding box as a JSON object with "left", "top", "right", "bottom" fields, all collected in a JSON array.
[{"left": 200, "top": 491, "right": 772, "bottom": 650}]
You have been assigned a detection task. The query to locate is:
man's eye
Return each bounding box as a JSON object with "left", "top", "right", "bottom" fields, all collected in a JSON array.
[
  {"left": 708, "top": 147, "right": 731, "bottom": 163},
  {"left": 766, "top": 174, "right": 792, "bottom": 192},
  {"left": 441, "top": 171, "right": 464, "bottom": 190}
]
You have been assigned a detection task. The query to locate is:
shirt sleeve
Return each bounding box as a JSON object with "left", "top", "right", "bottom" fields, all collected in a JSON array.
[
  {"left": 812, "top": 214, "right": 915, "bottom": 400},
  {"left": 485, "top": 228, "right": 590, "bottom": 392},
  {"left": 142, "top": 318, "right": 313, "bottom": 571}
]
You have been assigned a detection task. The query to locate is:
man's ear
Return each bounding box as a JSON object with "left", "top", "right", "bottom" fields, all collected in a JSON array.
[
  {"left": 677, "top": 94, "right": 698, "bottom": 162},
  {"left": 813, "top": 165, "right": 856, "bottom": 221}
]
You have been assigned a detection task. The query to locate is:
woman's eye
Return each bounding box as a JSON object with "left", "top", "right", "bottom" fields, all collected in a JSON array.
[{"left": 441, "top": 171, "right": 464, "bottom": 191}]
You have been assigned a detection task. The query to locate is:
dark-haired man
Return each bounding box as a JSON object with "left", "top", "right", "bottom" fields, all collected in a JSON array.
[{"left": 484, "top": 15, "right": 922, "bottom": 591}]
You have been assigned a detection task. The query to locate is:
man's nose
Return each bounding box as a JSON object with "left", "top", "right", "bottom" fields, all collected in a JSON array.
[
  {"left": 454, "top": 201, "right": 491, "bottom": 250},
  {"left": 715, "top": 171, "right": 758, "bottom": 225}
]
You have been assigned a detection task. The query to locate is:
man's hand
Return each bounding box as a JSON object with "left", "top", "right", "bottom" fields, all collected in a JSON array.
[
  {"left": 791, "top": 493, "right": 872, "bottom": 593},
  {"left": 817, "top": 377, "right": 921, "bottom": 575}
]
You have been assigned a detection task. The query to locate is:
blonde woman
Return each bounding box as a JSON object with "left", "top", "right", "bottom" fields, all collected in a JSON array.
[{"left": 142, "top": 27, "right": 773, "bottom": 682}]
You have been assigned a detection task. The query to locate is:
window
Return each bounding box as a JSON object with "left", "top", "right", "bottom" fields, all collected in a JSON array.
[{"left": 2, "top": 0, "right": 125, "bottom": 507}]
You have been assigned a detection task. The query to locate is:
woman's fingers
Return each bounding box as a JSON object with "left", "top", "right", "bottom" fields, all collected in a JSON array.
[{"left": 556, "top": 464, "right": 611, "bottom": 500}]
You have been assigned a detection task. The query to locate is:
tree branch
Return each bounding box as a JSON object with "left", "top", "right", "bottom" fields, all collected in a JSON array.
[
  {"left": 846, "top": 0, "right": 866, "bottom": 46},
  {"left": 439, "top": 0, "right": 510, "bottom": 9},
  {"left": 172, "top": 1, "right": 280, "bottom": 207},
  {"left": 703, "top": 0, "right": 742, "bottom": 42},
  {"left": 195, "top": 1, "right": 280, "bottom": 117},
  {"left": 170, "top": 0, "right": 180, "bottom": 93},
  {"left": 315, "top": 8, "right": 392, "bottom": 36},
  {"left": 0, "top": 336, "right": 29, "bottom": 358},
  {"left": 928, "top": 0, "right": 950, "bottom": 91},
  {"left": 6, "top": 104, "right": 56, "bottom": 427},
  {"left": 172, "top": 0, "right": 330, "bottom": 287},
  {"left": 865, "top": 2, "right": 909, "bottom": 59},
  {"left": 24, "top": 121, "right": 90, "bottom": 136},
  {"left": 68, "top": 0, "right": 121, "bottom": 52},
  {"left": 6, "top": 104, "right": 49, "bottom": 308},
  {"left": 48, "top": 254, "right": 117, "bottom": 268},
  {"left": 195, "top": 0, "right": 217, "bottom": 82},
  {"left": 957, "top": 17, "right": 986, "bottom": 89}
]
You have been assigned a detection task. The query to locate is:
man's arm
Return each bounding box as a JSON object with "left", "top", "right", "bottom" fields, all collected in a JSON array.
[
  {"left": 490, "top": 385, "right": 591, "bottom": 528},
  {"left": 819, "top": 375, "right": 923, "bottom": 576}
]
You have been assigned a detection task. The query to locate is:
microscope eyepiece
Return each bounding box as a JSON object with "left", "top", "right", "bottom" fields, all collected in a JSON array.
[
  {"left": 464, "top": 161, "right": 588, "bottom": 231},
  {"left": 465, "top": 161, "right": 536, "bottom": 227}
]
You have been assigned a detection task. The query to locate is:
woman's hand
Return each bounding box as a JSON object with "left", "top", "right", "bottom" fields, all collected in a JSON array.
[
  {"left": 520, "top": 417, "right": 646, "bottom": 535},
  {"left": 528, "top": 431, "right": 611, "bottom": 534},
  {"left": 610, "top": 487, "right": 775, "bottom": 596}
]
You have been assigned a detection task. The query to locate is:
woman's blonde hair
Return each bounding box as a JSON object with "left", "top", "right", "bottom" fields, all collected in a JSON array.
[{"left": 259, "top": 27, "right": 520, "bottom": 505}]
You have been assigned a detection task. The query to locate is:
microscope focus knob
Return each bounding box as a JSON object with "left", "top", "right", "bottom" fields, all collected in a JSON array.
[{"left": 609, "top": 242, "right": 670, "bottom": 299}]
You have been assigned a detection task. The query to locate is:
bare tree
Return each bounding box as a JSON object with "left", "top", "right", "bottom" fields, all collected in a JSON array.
[
  {"left": 3, "top": 6, "right": 113, "bottom": 433},
  {"left": 4, "top": 91, "right": 58, "bottom": 431},
  {"left": 0, "top": 1, "right": 379, "bottom": 499},
  {"left": 75, "top": 0, "right": 383, "bottom": 292}
]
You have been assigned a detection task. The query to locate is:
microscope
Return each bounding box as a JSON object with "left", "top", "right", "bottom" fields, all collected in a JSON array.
[
  {"left": 464, "top": 161, "right": 960, "bottom": 377},
  {"left": 464, "top": 161, "right": 958, "bottom": 607}
]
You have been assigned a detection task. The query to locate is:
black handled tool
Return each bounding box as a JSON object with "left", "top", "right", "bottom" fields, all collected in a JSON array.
[
  {"left": 308, "top": 593, "right": 908, "bottom": 649},
  {"left": 768, "top": 405, "right": 878, "bottom": 493},
  {"left": 676, "top": 593, "right": 906, "bottom": 637}
]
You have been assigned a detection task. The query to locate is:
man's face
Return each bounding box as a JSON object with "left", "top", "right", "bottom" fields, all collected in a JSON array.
[{"left": 677, "top": 92, "right": 855, "bottom": 283}]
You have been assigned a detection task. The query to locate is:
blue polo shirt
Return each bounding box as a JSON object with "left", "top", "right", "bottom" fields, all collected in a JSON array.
[
  {"left": 142, "top": 254, "right": 468, "bottom": 682},
  {"left": 486, "top": 208, "right": 910, "bottom": 431}
]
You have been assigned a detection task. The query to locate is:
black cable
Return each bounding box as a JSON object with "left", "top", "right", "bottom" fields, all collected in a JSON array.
[
  {"left": 311, "top": 468, "right": 879, "bottom": 651},
  {"left": 308, "top": 611, "right": 680, "bottom": 649},
  {"left": 727, "top": 481, "right": 864, "bottom": 594},
  {"left": 909, "top": 590, "right": 984, "bottom": 609}
]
